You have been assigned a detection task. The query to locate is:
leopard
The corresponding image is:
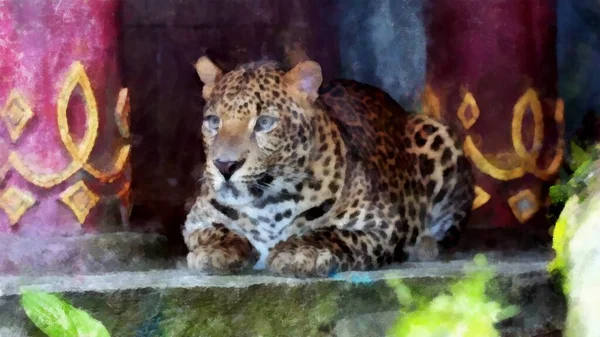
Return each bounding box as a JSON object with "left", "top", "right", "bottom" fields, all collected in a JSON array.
[{"left": 183, "top": 56, "right": 475, "bottom": 278}]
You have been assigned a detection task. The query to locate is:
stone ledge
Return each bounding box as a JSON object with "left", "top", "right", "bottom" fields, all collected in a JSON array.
[
  {"left": 1, "top": 253, "right": 550, "bottom": 296},
  {"left": 0, "top": 251, "right": 565, "bottom": 337},
  {"left": 0, "top": 232, "right": 171, "bottom": 276}
]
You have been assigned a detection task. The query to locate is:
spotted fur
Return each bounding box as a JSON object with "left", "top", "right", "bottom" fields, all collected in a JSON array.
[{"left": 183, "top": 57, "right": 474, "bottom": 277}]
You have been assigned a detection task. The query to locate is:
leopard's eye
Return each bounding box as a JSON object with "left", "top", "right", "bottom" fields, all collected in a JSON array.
[
  {"left": 254, "top": 116, "right": 278, "bottom": 132},
  {"left": 204, "top": 115, "right": 220, "bottom": 130}
]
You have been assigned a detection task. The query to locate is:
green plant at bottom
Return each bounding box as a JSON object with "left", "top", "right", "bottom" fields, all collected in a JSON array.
[
  {"left": 548, "top": 142, "right": 599, "bottom": 294},
  {"left": 549, "top": 142, "right": 599, "bottom": 206},
  {"left": 20, "top": 290, "right": 110, "bottom": 337},
  {"left": 546, "top": 141, "right": 600, "bottom": 337},
  {"left": 386, "top": 254, "right": 519, "bottom": 337}
]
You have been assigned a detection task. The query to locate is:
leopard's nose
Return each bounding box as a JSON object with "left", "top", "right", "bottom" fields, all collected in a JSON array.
[{"left": 213, "top": 159, "right": 246, "bottom": 180}]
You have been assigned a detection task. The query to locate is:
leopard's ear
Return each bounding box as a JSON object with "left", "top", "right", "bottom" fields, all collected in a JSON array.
[
  {"left": 283, "top": 60, "right": 322, "bottom": 103},
  {"left": 195, "top": 56, "right": 222, "bottom": 100}
]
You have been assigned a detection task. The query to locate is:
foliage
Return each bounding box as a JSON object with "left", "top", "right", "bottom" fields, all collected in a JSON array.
[
  {"left": 548, "top": 141, "right": 599, "bottom": 294},
  {"left": 547, "top": 203, "right": 571, "bottom": 293},
  {"left": 547, "top": 147, "right": 600, "bottom": 337},
  {"left": 386, "top": 254, "right": 518, "bottom": 337},
  {"left": 549, "top": 142, "right": 599, "bottom": 205},
  {"left": 20, "top": 290, "right": 110, "bottom": 337}
]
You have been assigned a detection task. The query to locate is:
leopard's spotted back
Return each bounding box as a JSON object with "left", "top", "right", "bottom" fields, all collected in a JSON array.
[{"left": 319, "top": 80, "right": 474, "bottom": 257}]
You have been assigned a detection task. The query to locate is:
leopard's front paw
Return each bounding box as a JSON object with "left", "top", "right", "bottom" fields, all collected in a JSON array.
[
  {"left": 414, "top": 234, "right": 439, "bottom": 262},
  {"left": 267, "top": 241, "right": 340, "bottom": 278},
  {"left": 185, "top": 226, "right": 258, "bottom": 274},
  {"left": 187, "top": 244, "right": 255, "bottom": 274}
]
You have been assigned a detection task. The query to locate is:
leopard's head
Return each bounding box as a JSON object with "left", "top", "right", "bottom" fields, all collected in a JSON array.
[{"left": 195, "top": 57, "right": 323, "bottom": 206}]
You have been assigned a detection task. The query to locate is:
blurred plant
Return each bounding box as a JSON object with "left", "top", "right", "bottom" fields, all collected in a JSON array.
[
  {"left": 20, "top": 290, "right": 110, "bottom": 337},
  {"left": 546, "top": 141, "right": 600, "bottom": 337},
  {"left": 386, "top": 254, "right": 518, "bottom": 337},
  {"left": 548, "top": 142, "right": 599, "bottom": 292},
  {"left": 549, "top": 141, "right": 599, "bottom": 205}
]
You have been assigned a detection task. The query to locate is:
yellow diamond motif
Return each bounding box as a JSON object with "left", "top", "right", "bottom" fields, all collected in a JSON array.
[
  {"left": 1, "top": 90, "right": 34, "bottom": 142},
  {"left": 0, "top": 162, "right": 9, "bottom": 183},
  {"left": 472, "top": 185, "right": 491, "bottom": 210},
  {"left": 508, "top": 189, "right": 540, "bottom": 224},
  {"left": 457, "top": 92, "right": 480, "bottom": 130},
  {"left": 0, "top": 187, "right": 36, "bottom": 225},
  {"left": 59, "top": 181, "right": 100, "bottom": 224}
]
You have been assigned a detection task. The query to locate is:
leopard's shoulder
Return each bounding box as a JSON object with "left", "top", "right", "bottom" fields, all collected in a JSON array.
[{"left": 318, "top": 79, "right": 412, "bottom": 164}]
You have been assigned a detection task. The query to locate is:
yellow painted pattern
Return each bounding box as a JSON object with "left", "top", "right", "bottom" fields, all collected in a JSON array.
[
  {"left": 59, "top": 180, "right": 100, "bottom": 224},
  {"left": 9, "top": 155, "right": 81, "bottom": 188},
  {"left": 115, "top": 87, "right": 131, "bottom": 138},
  {"left": 0, "top": 61, "right": 131, "bottom": 225},
  {"left": 512, "top": 89, "right": 544, "bottom": 160},
  {"left": 457, "top": 92, "right": 479, "bottom": 130},
  {"left": 463, "top": 89, "right": 564, "bottom": 182},
  {"left": 424, "top": 86, "right": 564, "bottom": 217},
  {"left": 9, "top": 62, "right": 131, "bottom": 188},
  {"left": 0, "top": 161, "right": 9, "bottom": 183},
  {"left": 57, "top": 61, "right": 99, "bottom": 166},
  {"left": 507, "top": 189, "right": 540, "bottom": 224},
  {"left": 472, "top": 185, "right": 491, "bottom": 210},
  {"left": 0, "top": 187, "right": 36, "bottom": 225},
  {"left": 1, "top": 90, "right": 34, "bottom": 142}
]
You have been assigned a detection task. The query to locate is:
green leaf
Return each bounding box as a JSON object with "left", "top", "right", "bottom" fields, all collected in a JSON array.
[
  {"left": 569, "top": 141, "right": 590, "bottom": 171},
  {"left": 21, "top": 291, "right": 110, "bottom": 337},
  {"left": 549, "top": 184, "right": 569, "bottom": 204},
  {"left": 387, "top": 255, "right": 517, "bottom": 337},
  {"left": 386, "top": 279, "right": 414, "bottom": 307}
]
